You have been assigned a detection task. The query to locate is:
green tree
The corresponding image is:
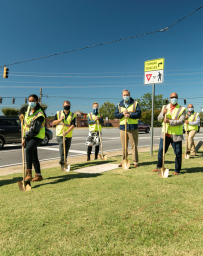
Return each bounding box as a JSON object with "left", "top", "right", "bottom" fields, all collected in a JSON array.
[
  {"left": 135, "top": 93, "right": 165, "bottom": 111},
  {"left": 1, "top": 107, "right": 19, "bottom": 116},
  {"left": 140, "top": 109, "right": 162, "bottom": 127},
  {"left": 99, "top": 101, "right": 116, "bottom": 120}
]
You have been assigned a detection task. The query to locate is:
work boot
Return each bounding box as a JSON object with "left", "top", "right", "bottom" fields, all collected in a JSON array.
[
  {"left": 152, "top": 168, "right": 158, "bottom": 172},
  {"left": 118, "top": 163, "right": 122, "bottom": 167},
  {"left": 87, "top": 146, "right": 92, "bottom": 161},
  {"left": 173, "top": 172, "right": 179, "bottom": 175},
  {"left": 94, "top": 145, "right": 100, "bottom": 160},
  {"left": 25, "top": 169, "right": 32, "bottom": 181},
  {"left": 32, "top": 173, "right": 43, "bottom": 182},
  {"left": 59, "top": 160, "right": 64, "bottom": 165}
]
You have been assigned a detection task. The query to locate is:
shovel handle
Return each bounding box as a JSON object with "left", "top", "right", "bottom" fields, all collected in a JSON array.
[
  {"left": 21, "top": 120, "right": 25, "bottom": 186},
  {"left": 125, "top": 118, "right": 127, "bottom": 160},
  {"left": 97, "top": 120, "right": 103, "bottom": 154},
  {"left": 63, "top": 123, "right": 66, "bottom": 168},
  {"left": 162, "top": 119, "right": 166, "bottom": 170},
  {"left": 185, "top": 123, "right": 188, "bottom": 154}
]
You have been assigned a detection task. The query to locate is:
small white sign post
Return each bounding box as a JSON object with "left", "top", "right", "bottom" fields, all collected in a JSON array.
[{"left": 144, "top": 58, "right": 165, "bottom": 156}]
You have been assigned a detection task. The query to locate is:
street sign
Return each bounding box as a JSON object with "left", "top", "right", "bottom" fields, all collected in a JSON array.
[
  {"left": 144, "top": 58, "right": 164, "bottom": 72},
  {"left": 144, "top": 58, "right": 165, "bottom": 156},
  {"left": 144, "top": 70, "right": 164, "bottom": 84}
]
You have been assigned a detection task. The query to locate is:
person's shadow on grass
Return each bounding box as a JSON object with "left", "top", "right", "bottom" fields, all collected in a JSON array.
[
  {"left": 0, "top": 176, "right": 22, "bottom": 187},
  {"left": 33, "top": 173, "right": 102, "bottom": 189},
  {"left": 180, "top": 166, "right": 203, "bottom": 175}
]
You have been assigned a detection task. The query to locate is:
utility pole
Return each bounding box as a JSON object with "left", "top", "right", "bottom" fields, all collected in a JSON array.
[{"left": 39, "top": 88, "right": 42, "bottom": 105}]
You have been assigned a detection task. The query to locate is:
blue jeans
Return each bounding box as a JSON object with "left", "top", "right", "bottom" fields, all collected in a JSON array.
[{"left": 157, "top": 137, "right": 182, "bottom": 173}]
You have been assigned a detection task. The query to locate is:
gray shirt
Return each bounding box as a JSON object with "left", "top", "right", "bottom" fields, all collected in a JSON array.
[
  {"left": 187, "top": 113, "right": 200, "bottom": 126},
  {"left": 158, "top": 106, "right": 186, "bottom": 142}
]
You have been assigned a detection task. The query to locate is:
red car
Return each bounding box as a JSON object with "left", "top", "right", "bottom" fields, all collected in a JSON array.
[{"left": 138, "top": 120, "right": 150, "bottom": 133}]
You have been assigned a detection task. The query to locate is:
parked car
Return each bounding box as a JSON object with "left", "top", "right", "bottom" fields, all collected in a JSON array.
[
  {"left": 0, "top": 116, "right": 53, "bottom": 149},
  {"left": 138, "top": 120, "right": 150, "bottom": 133}
]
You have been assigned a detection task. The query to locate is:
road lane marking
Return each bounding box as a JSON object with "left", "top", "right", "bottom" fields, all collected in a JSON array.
[{"left": 38, "top": 147, "right": 87, "bottom": 154}]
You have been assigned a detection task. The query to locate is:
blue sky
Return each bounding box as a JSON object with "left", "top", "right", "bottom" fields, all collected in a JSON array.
[{"left": 0, "top": 0, "right": 203, "bottom": 116}]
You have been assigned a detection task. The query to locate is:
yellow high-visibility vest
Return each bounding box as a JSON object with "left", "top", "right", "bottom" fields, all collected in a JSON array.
[
  {"left": 161, "top": 104, "right": 186, "bottom": 135},
  {"left": 88, "top": 112, "right": 102, "bottom": 132},
  {"left": 24, "top": 107, "right": 45, "bottom": 139},
  {"left": 184, "top": 112, "right": 199, "bottom": 131},
  {"left": 119, "top": 101, "right": 138, "bottom": 125},
  {"left": 56, "top": 110, "right": 76, "bottom": 138}
]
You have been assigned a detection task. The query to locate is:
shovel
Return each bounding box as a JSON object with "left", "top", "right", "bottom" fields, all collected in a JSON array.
[
  {"left": 158, "top": 122, "right": 169, "bottom": 178},
  {"left": 61, "top": 123, "right": 70, "bottom": 172},
  {"left": 97, "top": 120, "right": 107, "bottom": 160},
  {"left": 18, "top": 120, "right": 31, "bottom": 191},
  {"left": 183, "top": 124, "right": 190, "bottom": 159},
  {"left": 122, "top": 118, "right": 130, "bottom": 170}
]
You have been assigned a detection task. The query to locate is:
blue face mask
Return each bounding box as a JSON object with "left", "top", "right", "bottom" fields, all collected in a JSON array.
[
  {"left": 29, "top": 102, "right": 37, "bottom": 109},
  {"left": 124, "top": 96, "right": 130, "bottom": 102},
  {"left": 170, "top": 98, "right": 178, "bottom": 105}
]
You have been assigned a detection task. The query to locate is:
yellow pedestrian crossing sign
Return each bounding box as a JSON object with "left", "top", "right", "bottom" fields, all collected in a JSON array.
[{"left": 144, "top": 58, "right": 164, "bottom": 72}]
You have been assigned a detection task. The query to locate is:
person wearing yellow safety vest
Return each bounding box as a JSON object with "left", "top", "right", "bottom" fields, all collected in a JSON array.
[
  {"left": 52, "top": 100, "right": 76, "bottom": 166},
  {"left": 86, "top": 102, "right": 104, "bottom": 161},
  {"left": 114, "top": 89, "right": 141, "bottom": 167},
  {"left": 19, "top": 94, "right": 46, "bottom": 182},
  {"left": 152, "top": 92, "right": 186, "bottom": 175},
  {"left": 184, "top": 104, "right": 200, "bottom": 156}
]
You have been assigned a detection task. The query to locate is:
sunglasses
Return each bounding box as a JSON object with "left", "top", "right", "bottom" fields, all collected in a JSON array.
[{"left": 170, "top": 97, "right": 177, "bottom": 99}]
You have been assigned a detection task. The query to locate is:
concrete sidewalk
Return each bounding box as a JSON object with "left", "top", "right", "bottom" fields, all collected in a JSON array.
[{"left": 0, "top": 146, "right": 159, "bottom": 176}]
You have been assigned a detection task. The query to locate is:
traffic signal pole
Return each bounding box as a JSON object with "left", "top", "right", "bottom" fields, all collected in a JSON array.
[
  {"left": 150, "top": 84, "right": 155, "bottom": 156},
  {"left": 39, "top": 88, "right": 42, "bottom": 105}
]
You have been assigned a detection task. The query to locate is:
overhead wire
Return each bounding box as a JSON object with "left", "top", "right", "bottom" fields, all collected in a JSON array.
[
  {"left": 0, "top": 5, "right": 202, "bottom": 68},
  {"left": 168, "top": 31, "right": 203, "bottom": 52}
]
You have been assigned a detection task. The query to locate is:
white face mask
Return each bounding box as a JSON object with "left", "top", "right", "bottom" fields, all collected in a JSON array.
[
  {"left": 188, "top": 108, "right": 194, "bottom": 112},
  {"left": 170, "top": 98, "right": 178, "bottom": 105},
  {"left": 29, "top": 102, "right": 37, "bottom": 109}
]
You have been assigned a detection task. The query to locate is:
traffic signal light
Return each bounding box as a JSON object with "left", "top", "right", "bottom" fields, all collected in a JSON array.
[
  {"left": 12, "top": 98, "right": 15, "bottom": 104},
  {"left": 0, "top": 97, "right": 2, "bottom": 104},
  {"left": 25, "top": 98, "right": 27, "bottom": 103},
  {"left": 184, "top": 99, "right": 186, "bottom": 105},
  {"left": 3, "top": 66, "right": 9, "bottom": 78},
  {"left": 165, "top": 99, "right": 169, "bottom": 104}
]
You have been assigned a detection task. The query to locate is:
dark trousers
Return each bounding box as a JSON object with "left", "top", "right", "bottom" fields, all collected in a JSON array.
[
  {"left": 26, "top": 137, "right": 43, "bottom": 173},
  {"left": 56, "top": 136, "right": 72, "bottom": 162},
  {"left": 157, "top": 137, "right": 182, "bottom": 173}
]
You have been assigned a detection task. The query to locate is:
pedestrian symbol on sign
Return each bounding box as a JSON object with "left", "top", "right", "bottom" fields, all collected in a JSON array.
[{"left": 157, "top": 72, "right": 162, "bottom": 81}]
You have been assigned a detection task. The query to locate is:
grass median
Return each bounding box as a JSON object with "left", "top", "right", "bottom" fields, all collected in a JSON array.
[{"left": 0, "top": 147, "right": 203, "bottom": 255}]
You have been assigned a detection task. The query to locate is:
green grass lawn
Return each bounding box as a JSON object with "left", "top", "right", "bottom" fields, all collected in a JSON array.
[{"left": 0, "top": 148, "right": 203, "bottom": 256}]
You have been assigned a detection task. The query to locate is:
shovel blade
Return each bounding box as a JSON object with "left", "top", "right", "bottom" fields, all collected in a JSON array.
[
  {"left": 18, "top": 181, "right": 31, "bottom": 192},
  {"left": 185, "top": 154, "right": 190, "bottom": 159},
  {"left": 65, "top": 164, "right": 70, "bottom": 172},
  {"left": 99, "top": 154, "right": 107, "bottom": 161},
  {"left": 158, "top": 167, "right": 169, "bottom": 178},
  {"left": 122, "top": 160, "right": 130, "bottom": 170},
  {"left": 61, "top": 164, "right": 70, "bottom": 172}
]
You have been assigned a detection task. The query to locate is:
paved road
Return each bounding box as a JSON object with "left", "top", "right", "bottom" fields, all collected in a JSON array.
[{"left": 1, "top": 128, "right": 203, "bottom": 168}]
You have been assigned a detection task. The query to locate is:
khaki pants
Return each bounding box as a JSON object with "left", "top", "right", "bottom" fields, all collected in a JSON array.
[
  {"left": 187, "top": 130, "right": 197, "bottom": 155},
  {"left": 120, "top": 129, "right": 138, "bottom": 164}
]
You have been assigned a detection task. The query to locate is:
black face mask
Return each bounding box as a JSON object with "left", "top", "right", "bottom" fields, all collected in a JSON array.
[{"left": 64, "top": 106, "right": 70, "bottom": 111}]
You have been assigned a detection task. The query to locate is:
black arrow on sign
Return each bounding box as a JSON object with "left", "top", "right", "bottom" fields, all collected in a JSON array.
[{"left": 158, "top": 62, "right": 162, "bottom": 67}]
